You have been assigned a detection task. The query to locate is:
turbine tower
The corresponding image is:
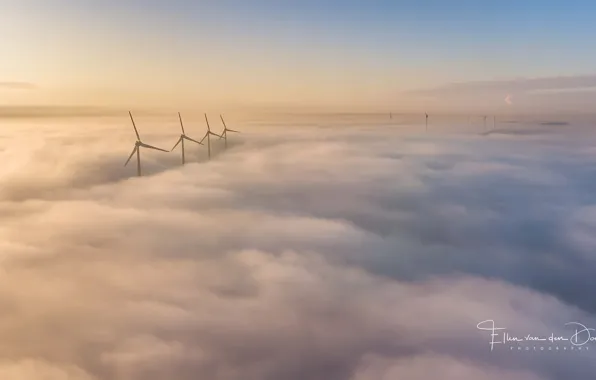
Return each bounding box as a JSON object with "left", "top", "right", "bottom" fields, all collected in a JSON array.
[
  {"left": 171, "top": 112, "right": 203, "bottom": 164},
  {"left": 219, "top": 114, "right": 239, "bottom": 149},
  {"left": 124, "top": 111, "right": 169, "bottom": 177},
  {"left": 200, "top": 114, "right": 222, "bottom": 159}
]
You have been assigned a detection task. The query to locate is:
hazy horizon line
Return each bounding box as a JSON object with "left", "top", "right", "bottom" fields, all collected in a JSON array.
[{"left": 3, "top": 105, "right": 596, "bottom": 119}]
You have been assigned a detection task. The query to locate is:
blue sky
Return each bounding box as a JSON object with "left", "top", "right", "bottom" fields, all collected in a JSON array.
[{"left": 2, "top": 0, "right": 596, "bottom": 112}]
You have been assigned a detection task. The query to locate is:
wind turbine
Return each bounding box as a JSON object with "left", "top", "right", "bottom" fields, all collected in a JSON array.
[
  {"left": 425, "top": 113, "right": 429, "bottom": 131},
  {"left": 484, "top": 115, "right": 487, "bottom": 130},
  {"left": 124, "top": 111, "right": 169, "bottom": 177},
  {"left": 171, "top": 112, "right": 203, "bottom": 164},
  {"left": 200, "top": 114, "right": 222, "bottom": 159},
  {"left": 219, "top": 114, "right": 239, "bottom": 149}
]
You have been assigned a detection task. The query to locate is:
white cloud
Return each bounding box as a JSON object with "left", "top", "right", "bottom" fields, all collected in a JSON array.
[
  {"left": 1, "top": 116, "right": 596, "bottom": 379},
  {"left": 0, "top": 360, "right": 94, "bottom": 380},
  {"left": 407, "top": 75, "right": 596, "bottom": 113},
  {"left": 352, "top": 354, "right": 544, "bottom": 380}
]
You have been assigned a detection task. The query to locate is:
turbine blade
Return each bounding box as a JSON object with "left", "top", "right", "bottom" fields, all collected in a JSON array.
[
  {"left": 124, "top": 146, "right": 138, "bottom": 166},
  {"left": 199, "top": 132, "right": 208, "bottom": 144},
  {"left": 178, "top": 112, "right": 185, "bottom": 134},
  {"left": 184, "top": 136, "right": 204, "bottom": 145},
  {"left": 171, "top": 136, "right": 182, "bottom": 151},
  {"left": 142, "top": 143, "right": 169, "bottom": 153},
  {"left": 129, "top": 111, "right": 141, "bottom": 140},
  {"left": 209, "top": 131, "right": 222, "bottom": 138},
  {"left": 204, "top": 113, "right": 211, "bottom": 131},
  {"left": 219, "top": 115, "right": 227, "bottom": 139},
  {"left": 220, "top": 115, "right": 240, "bottom": 133}
]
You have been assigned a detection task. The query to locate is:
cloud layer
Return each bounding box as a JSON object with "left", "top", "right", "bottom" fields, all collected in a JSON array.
[
  {"left": 1, "top": 116, "right": 596, "bottom": 379},
  {"left": 412, "top": 75, "right": 596, "bottom": 96},
  {"left": 408, "top": 75, "right": 596, "bottom": 113},
  {"left": 0, "top": 82, "right": 36, "bottom": 90}
]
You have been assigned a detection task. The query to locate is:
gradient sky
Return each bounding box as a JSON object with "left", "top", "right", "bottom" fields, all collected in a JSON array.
[{"left": 2, "top": 0, "right": 596, "bottom": 113}]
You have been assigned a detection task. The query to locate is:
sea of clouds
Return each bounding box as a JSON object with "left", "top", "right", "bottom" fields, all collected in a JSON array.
[{"left": 1, "top": 113, "right": 596, "bottom": 380}]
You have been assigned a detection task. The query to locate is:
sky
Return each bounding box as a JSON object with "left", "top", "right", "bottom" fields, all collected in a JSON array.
[{"left": 2, "top": 0, "right": 596, "bottom": 113}]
